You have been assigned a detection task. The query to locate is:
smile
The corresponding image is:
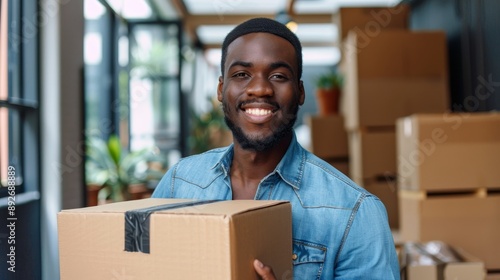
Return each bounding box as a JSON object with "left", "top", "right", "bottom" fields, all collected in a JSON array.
[{"left": 245, "top": 108, "right": 273, "bottom": 116}]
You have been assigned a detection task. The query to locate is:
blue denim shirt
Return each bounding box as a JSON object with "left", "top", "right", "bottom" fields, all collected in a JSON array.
[{"left": 152, "top": 134, "right": 400, "bottom": 279}]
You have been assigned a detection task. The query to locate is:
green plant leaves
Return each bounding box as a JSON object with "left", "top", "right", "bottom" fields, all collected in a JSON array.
[
  {"left": 107, "top": 135, "right": 122, "bottom": 166},
  {"left": 315, "top": 72, "right": 343, "bottom": 90},
  {"left": 85, "top": 134, "right": 161, "bottom": 202}
]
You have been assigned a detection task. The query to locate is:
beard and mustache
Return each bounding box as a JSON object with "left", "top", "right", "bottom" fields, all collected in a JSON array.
[{"left": 221, "top": 99, "right": 299, "bottom": 152}]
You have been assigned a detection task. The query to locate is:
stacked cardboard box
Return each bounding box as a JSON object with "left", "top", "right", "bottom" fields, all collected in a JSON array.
[
  {"left": 58, "top": 198, "right": 292, "bottom": 280},
  {"left": 399, "top": 241, "right": 485, "bottom": 280},
  {"left": 487, "top": 273, "right": 500, "bottom": 280},
  {"left": 337, "top": 6, "right": 450, "bottom": 229},
  {"left": 334, "top": 5, "right": 411, "bottom": 47},
  {"left": 341, "top": 30, "right": 449, "bottom": 132},
  {"left": 397, "top": 112, "right": 500, "bottom": 270},
  {"left": 305, "top": 114, "right": 349, "bottom": 176}
]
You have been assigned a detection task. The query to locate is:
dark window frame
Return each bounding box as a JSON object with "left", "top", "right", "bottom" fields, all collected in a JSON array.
[{"left": 0, "top": 0, "right": 40, "bottom": 199}]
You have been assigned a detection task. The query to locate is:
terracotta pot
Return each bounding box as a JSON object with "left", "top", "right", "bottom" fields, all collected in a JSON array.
[
  {"left": 86, "top": 184, "right": 103, "bottom": 207},
  {"left": 316, "top": 88, "right": 340, "bottom": 116},
  {"left": 128, "top": 183, "right": 152, "bottom": 200}
]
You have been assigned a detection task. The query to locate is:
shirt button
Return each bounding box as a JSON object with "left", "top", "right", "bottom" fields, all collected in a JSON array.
[{"left": 292, "top": 253, "right": 298, "bottom": 260}]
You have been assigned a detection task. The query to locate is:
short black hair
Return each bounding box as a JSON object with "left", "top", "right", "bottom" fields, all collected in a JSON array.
[{"left": 220, "top": 17, "right": 302, "bottom": 79}]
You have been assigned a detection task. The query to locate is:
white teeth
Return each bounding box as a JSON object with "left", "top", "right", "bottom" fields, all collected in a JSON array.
[{"left": 246, "top": 108, "right": 272, "bottom": 116}]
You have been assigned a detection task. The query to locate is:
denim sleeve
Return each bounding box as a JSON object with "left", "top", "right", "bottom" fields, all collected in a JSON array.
[
  {"left": 151, "top": 164, "right": 176, "bottom": 198},
  {"left": 334, "top": 195, "right": 400, "bottom": 280}
]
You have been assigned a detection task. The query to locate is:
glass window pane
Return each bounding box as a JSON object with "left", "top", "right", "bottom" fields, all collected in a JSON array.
[
  {"left": 1, "top": 0, "right": 8, "bottom": 102},
  {"left": 84, "top": 0, "right": 114, "bottom": 138},
  {"left": 7, "top": 0, "right": 21, "bottom": 99},
  {"left": 129, "top": 23, "right": 181, "bottom": 162},
  {"left": 0, "top": 108, "right": 23, "bottom": 189},
  {"left": 131, "top": 24, "right": 179, "bottom": 76}
]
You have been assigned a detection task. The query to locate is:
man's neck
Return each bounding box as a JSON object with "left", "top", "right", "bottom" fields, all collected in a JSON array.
[{"left": 229, "top": 133, "right": 293, "bottom": 199}]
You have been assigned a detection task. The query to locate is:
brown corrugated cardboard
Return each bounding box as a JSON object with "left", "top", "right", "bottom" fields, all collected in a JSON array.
[
  {"left": 58, "top": 199, "right": 292, "bottom": 280},
  {"left": 399, "top": 190, "right": 500, "bottom": 270},
  {"left": 343, "top": 30, "right": 448, "bottom": 80},
  {"left": 305, "top": 114, "right": 348, "bottom": 159},
  {"left": 342, "top": 79, "right": 449, "bottom": 130},
  {"left": 356, "top": 178, "right": 399, "bottom": 229},
  {"left": 397, "top": 113, "right": 500, "bottom": 191},
  {"left": 340, "top": 30, "right": 449, "bottom": 131},
  {"left": 487, "top": 272, "right": 500, "bottom": 280},
  {"left": 335, "top": 5, "right": 410, "bottom": 43},
  {"left": 400, "top": 243, "right": 485, "bottom": 280},
  {"left": 349, "top": 129, "right": 397, "bottom": 180}
]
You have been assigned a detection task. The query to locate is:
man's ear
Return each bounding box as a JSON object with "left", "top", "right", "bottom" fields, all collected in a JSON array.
[
  {"left": 298, "top": 80, "right": 305, "bottom": 105},
  {"left": 217, "top": 76, "right": 224, "bottom": 102}
]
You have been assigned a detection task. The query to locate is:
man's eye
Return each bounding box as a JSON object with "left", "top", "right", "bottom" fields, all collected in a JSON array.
[
  {"left": 270, "top": 74, "right": 287, "bottom": 80},
  {"left": 233, "top": 72, "right": 248, "bottom": 78}
]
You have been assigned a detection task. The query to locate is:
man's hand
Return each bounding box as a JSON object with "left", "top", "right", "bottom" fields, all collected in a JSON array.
[{"left": 253, "top": 259, "right": 276, "bottom": 280}]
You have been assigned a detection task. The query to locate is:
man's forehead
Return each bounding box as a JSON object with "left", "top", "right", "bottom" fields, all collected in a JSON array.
[
  {"left": 221, "top": 18, "right": 301, "bottom": 52},
  {"left": 226, "top": 32, "right": 295, "bottom": 54}
]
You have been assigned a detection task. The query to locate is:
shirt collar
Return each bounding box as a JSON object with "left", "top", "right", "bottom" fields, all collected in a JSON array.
[
  {"left": 274, "top": 132, "right": 304, "bottom": 190},
  {"left": 211, "top": 132, "right": 305, "bottom": 190},
  {"left": 210, "top": 144, "right": 234, "bottom": 177}
]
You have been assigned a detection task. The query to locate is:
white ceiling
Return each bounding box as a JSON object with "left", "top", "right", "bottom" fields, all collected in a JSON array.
[
  {"left": 104, "top": 0, "right": 403, "bottom": 66},
  {"left": 184, "top": 0, "right": 402, "bottom": 66},
  {"left": 182, "top": 0, "right": 402, "bottom": 15},
  {"left": 196, "top": 23, "right": 338, "bottom": 45}
]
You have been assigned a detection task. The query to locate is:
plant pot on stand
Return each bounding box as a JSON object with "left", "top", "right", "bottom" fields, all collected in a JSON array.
[
  {"left": 315, "top": 71, "right": 343, "bottom": 116},
  {"left": 316, "top": 88, "right": 340, "bottom": 116}
]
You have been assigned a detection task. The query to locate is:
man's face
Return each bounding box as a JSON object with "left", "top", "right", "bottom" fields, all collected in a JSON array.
[{"left": 218, "top": 32, "right": 305, "bottom": 151}]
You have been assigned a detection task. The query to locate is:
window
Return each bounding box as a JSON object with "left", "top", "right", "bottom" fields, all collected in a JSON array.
[
  {"left": 83, "top": 0, "right": 184, "bottom": 197},
  {"left": 0, "top": 0, "right": 40, "bottom": 198},
  {"left": 128, "top": 21, "right": 184, "bottom": 160}
]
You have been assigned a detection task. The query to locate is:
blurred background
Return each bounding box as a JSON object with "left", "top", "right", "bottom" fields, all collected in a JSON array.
[{"left": 1, "top": 0, "right": 499, "bottom": 279}]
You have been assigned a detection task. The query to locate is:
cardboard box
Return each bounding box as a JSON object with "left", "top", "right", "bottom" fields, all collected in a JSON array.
[
  {"left": 342, "top": 30, "right": 448, "bottom": 80},
  {"left": 335, "top": 5, "right": 411, "bottom": 42},
  {"left": 399, "top": 190, "right": 500, "bottom": 270},
  {"left": 400, "top": 242, "right": 485, "bottom": 280},
  {"left": 58, "top": 199, "right": 292, "bottom": 280},
  {"left": 340, "top": 30, "right": 449, "bottom": 130},
  {"left": 305, "top": 114, "right": 348, "bottom": 159},
  {"left": 356, "top": 178, "right": 399, "bottom": 229},
  {"left": 397, "top": 113, "right": 500, "bottom": 191},
  {"left": 342, "top": 79, "right": 449, "bottom": 130},
  {"left": 486, "top": 272, "right": 500, "bottom": 280},
  {"left": 349, "top": 129, "right": 396, "bottom": 180}
]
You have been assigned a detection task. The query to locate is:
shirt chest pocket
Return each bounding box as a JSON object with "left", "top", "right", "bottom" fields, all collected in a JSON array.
[{"left": 292, "top": 240, "right": 327, "bottom": 280}]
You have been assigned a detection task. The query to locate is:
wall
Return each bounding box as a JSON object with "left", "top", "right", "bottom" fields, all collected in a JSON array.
[
  {"left": 40, "top": 0, "right": 85, "bottom": 279},
  {"left": 0, "top": 194, "right": 41, "bottom": 280},
  {"left": 409, "top": 0, "right": 500, "bottom": 112}
]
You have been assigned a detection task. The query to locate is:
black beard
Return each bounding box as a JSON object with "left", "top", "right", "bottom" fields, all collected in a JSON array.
[{"left": 222, "top": 101, "right": 298, "bottom": 152}]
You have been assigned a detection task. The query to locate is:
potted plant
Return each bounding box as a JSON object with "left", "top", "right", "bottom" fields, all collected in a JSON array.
[
  {"left": 189, "top": 97, "right": 232, "bottom": 155},
  {"left": 85, "top": 135, "right": 162, "bottom": 204},
  {"left": 315, "top": 71, "right": 343, "bottom": 116}
]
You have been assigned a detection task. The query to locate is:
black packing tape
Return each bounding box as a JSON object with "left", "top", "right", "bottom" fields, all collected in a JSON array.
[{"left": 124, "top": 200, "right": 220, "bottom": 254}]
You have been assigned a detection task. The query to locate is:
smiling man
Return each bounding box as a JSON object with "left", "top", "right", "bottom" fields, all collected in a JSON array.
[{"left": 152, "top": 18, "right": 400, "bottom": 279}]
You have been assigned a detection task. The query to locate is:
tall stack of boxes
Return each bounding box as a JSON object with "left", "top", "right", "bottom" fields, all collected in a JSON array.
[
  {"left": 336, "top": 5, "right": 450, "bottom": 230},
  {"left": 397, "top": 112, "right": 500, "bottom": 271}
]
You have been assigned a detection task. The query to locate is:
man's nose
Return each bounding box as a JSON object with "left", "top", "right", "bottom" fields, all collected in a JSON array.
[{"left": 245, "top": 76, "right": 274, "bottom": 97}]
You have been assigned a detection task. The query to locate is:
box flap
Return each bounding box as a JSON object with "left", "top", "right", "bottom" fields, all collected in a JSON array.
[
  {"left": 60, "top": 198, "right": 194, "bottom": 213},
  {"left": 60, "top": 199, "right": 289, "bottom": 217},
  {"left": 157, "top": 200, "right": 289, "bottom": 217}
]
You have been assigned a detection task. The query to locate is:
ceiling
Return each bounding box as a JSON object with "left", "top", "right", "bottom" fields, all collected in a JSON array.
[{"left": 107, "top": 0, "right": 403, "bottom": 65}]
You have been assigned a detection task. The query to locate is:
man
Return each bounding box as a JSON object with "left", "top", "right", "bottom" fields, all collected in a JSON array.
[{"left": 152, "top": 18, "right": 400, "bottom": 279}]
